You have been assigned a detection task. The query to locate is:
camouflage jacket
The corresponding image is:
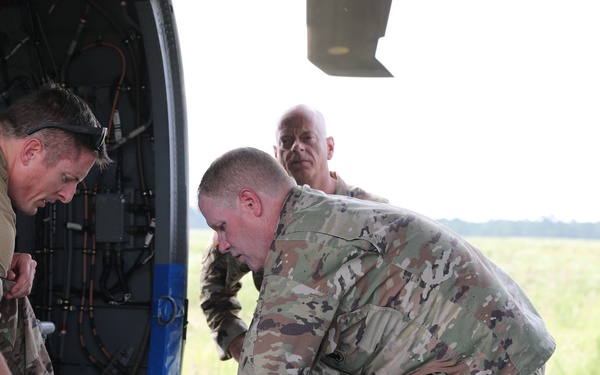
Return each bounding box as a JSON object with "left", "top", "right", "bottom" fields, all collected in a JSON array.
[
  {"left": 0, "top": 290, "right": 53, "bottom": 374},
  {"left": 199, "top": 173, "right": 388, "bottom": 360},
  {"left": 0, "top": 151, "right": 16, "bottom": 278},
  {"left": 238, "top": 186, "right": 555, "bottom": 374}
]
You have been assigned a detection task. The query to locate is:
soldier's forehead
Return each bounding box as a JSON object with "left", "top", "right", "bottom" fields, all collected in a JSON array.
[{"left": 278, "top": 122, "right": 322, "bottom": 136}]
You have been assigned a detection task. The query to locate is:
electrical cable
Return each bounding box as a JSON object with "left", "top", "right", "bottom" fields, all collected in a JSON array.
[
  {"left": 0, "top": 1, "right": 158, "bottom": 372},
  {"left": 76, "top": 181, "right": 108, "bottom": 373},
  {"left": 83, "top": 0, "right": 152, "bottom": 232},
  {"left": 78, "top": 6, "right": 155, "bottom": 372},
  {"left": 57, "top": 195, "right": 76, "bottom": 361},
  {"left": 24, "top": 1, "right": 56, "bottom": 82},
  {"left": 87, "top": 183, "right": 129, "bottom": 374},
  {"left": 23, "top": 2, "right": 156, "bottom": 372},
  {"left": 80, "top": 41, "right": 127, "bottom": 140},
  {"left": 119, "top": 1, "right": 141, "bottom": 35},
  {"left": 59, "top": 4, "right": 90, "bottom": 84},
  {"left": 19, "top": 298, "right": 26, "bottom": 374}
]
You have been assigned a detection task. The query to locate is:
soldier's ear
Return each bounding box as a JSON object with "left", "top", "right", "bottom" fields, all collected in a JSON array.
[
  {"left": 326, "top": 136, "right": 334, "bottom": 160},
  {"left": 21, "top": 137, "right": 44, "bottom": 166},
  {"left": 239, "top": 189, "right": 262, "bottom": 217}
]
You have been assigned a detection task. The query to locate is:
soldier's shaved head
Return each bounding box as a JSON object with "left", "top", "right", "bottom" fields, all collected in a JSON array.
[{"left": 274, "top": 104, "right": 336, "bottom": 192}]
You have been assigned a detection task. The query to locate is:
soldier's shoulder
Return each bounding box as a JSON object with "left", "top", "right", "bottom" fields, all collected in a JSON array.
[{"left": 349, "top": 186, "right": 389, "bottom": 203}]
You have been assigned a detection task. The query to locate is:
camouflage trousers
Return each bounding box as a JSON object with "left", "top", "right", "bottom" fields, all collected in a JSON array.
[{"left": 0, "top": 280, "right": 53, "bottom": 374}]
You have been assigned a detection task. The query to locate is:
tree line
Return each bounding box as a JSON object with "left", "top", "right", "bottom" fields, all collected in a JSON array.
[
  {"left": 189, "top": 207, "right": 600, "bottom": 240},
  {"left": 438, "top": 218, "right": 600, "bottom": 239}
]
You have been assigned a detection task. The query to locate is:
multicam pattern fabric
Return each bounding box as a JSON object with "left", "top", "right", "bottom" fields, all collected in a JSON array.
[
  {"left": 200, "top": 242, "right": 254, "bottom": 360},
  {"left": 0, "top": 290, "right": 53, "bottom": 374},
  {"left": 199, "top": 173, "right": 388, "bottom": 360},
  {"left": 329, "top": 171, "right": 389, "bottom": 204},
  {"left": 238, "top": 186, "right": 555, "bottom": 374},
  {"left": 0, "top": 151, "right": 53, "bottom": 374},
  {"left": 0, "top": 151, "right": 17, "bottom": 278}
]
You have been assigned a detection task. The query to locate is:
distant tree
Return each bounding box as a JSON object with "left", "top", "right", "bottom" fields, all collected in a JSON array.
[
  {"left": 189, "top": 205, "right": 600, "bottom": 239},
  {"left": 438, "top": 218, "right": 600, "bottom": 239}
]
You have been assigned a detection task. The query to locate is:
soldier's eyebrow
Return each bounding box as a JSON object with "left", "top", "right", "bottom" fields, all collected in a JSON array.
[{"left": 208, "top": 220, "right": 224, "bottom": 231}]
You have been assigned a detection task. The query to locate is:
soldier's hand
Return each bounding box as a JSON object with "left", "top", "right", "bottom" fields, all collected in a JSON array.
[
  {"left": 4, "top": 253, "right": 37, "bottom": 299},
  {"left": 229, "top": 332, "right": 246, "bottom": 362}
]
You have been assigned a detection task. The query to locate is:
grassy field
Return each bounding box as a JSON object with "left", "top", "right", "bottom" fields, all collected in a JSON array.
[{"left": 182, "top": 229, "right": 600, "bottom": 374}]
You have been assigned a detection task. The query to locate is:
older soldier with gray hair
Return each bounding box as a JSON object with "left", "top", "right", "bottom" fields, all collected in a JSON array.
[{"left": 197, "top": 146, "right": 555, "bottom": 375}]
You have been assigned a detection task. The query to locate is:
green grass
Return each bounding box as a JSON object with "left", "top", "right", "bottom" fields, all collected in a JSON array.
[
  {"left": 466, "top": 237, "right": 600, "bottom": 375},
  {"left": 182, "top": 230, "right": 259, "bottom": 375},
  {"left": 182, "top": 230, "right": 600, "bottom": 374}
]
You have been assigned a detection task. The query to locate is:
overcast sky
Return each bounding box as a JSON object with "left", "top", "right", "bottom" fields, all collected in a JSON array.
[{"left": 171, "top": 0, "right": 600, "bottom": 223}]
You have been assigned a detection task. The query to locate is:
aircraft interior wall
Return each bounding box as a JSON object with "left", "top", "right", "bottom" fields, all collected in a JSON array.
[{"left": 0, "top": 0, "right": 188, "bottom": 374}]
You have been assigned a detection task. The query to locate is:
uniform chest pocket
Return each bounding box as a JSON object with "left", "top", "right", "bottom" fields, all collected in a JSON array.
[
  {"left": 317, "top": 304, "right": 473, "bottom": 375},
  {"left": 318, "top": 305, "right": 412, "bottom": 373}
]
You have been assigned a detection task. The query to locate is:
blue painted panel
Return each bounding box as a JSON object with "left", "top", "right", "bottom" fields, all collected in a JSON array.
[{"left": 148, "top": 263, "right": 186, "bottom": 374}]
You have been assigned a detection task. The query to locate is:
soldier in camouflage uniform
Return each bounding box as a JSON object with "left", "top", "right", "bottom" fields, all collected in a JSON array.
[
  {"left": 200, "top": 104, "right": 388, "bottom": 361},
  {"left": 198, "top": 147, "right": 555, "bottom": 375},
  {"left": 0, "top": 83, "right": 111, "bottom": 374}
]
